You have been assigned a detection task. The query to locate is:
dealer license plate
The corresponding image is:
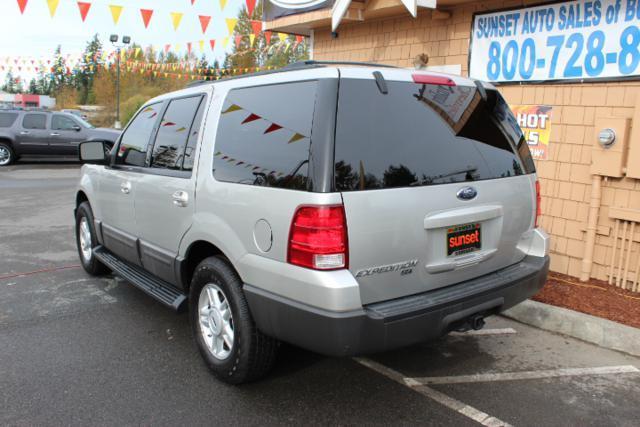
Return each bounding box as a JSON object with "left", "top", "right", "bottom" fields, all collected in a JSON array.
[{"left": 447, "top": 223, "right": 481, "bottom": 256}]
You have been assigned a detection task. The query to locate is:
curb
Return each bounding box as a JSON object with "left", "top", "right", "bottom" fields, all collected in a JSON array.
[{"left": 502, "top": 300, "right": 640, "bottom": 357}]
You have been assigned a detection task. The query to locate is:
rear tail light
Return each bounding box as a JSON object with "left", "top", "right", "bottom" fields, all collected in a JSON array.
[
  {"left": 535, "top": 180, "right": 541, "bottom": 228},
  {"left": 412, "top": 74, "right": 456, "bottom": 86},
  {"left": 288, "top": 205, "right": 348, "bottom": 270}
]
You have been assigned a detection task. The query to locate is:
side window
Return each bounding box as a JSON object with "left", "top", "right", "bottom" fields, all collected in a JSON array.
[
  {"left": 22, "top": 113, "right": 46, "bottom": 130},
  {"left": 213, "top": 81, "right": 317, "bottom": 190},
  {"left": 150, "top": 96, "right": 203, "bottom": 170},
  {"left": 116, "top": 103, "right": 161, "bottom": 167},
  {"left": 0, "top": 113, "right": 18, "bottom": 127},
  {"left": 52, "top": 115, "right": 78, "bottom": 131},
  {"left": 182, "top": 98, "right": 206, "bottom": 171}
]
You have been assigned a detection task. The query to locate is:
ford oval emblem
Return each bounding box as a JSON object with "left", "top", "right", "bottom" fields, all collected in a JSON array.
[{"left": 457, "top": 187, "right": 477, "bottom": 201}]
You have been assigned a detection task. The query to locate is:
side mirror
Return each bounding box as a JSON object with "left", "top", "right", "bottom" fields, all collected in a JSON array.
[
  {"left": 72, "top": 125, "right": 82, "bottom": 132},
  {"left": 79, "top": 141, "right": 107, "bottom": 165}
]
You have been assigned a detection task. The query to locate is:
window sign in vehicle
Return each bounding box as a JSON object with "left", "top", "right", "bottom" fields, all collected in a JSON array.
[
  {"left": 150, "top": 96, "right": 203, "bottom": 170},
  {"left": 470, "top": 0, "right": 640, "bottom": 82},
  {"left": 22, "top": 113, "right": 46, "bottom": 129},
  {"left": 116, "top": 103, "right": 161, "bottom": 167},
  {"left": 213, "top": 81, "right": 317, "bottom": 190}
]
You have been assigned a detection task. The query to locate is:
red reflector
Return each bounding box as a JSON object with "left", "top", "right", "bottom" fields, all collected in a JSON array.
[
  {"left": 288, "top": 205, "right": 348, "bottom": 270},
  {"left": 535, "top": 180, "right": 541, "bottom": 228},
  {"left": 412, "top": 74, "right": 456, "bottom": 86}
]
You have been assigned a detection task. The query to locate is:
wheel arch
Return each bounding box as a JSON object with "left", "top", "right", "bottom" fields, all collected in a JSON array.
[{"left": 180, "top": 240, "right": 238, "bottom": 292}]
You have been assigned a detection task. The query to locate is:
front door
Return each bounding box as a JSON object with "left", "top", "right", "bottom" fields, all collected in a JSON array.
[
  {"left": 134, "top": 95, "right": 206, "bottom": 284},
  {"left": 97, "top": 101, "right": 163, "bottom": 265},
  {"left": 49, "top": 114, "right": 89, "bottom": 155}
]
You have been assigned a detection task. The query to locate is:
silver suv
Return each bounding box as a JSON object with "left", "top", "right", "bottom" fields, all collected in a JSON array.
[{"left": 75, "top": 61, "right": 550, "bottom": 384}]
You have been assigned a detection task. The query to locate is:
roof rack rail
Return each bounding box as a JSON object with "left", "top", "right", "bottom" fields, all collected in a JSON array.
[
  {"left": 186, "top": 60, "right": 398, "bottom": 88},
  {"left": 283, "top": 60, "right": 398, "bottom": 69}
]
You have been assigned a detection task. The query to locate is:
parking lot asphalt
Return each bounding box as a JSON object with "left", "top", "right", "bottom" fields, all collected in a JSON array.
[{"left": 1, "top": 163, "right": 639, "bottom": 426}]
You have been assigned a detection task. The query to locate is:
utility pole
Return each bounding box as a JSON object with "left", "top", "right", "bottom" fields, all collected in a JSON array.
[{"left": 110, "top": 34, "right": 131, "bottom": 129}]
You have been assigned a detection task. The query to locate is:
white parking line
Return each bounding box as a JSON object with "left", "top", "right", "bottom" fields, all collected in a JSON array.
[
  {"left": 406, "top": 365, "right": 640, "bottom": 386},
  {"left": 354, "top": 358, "right": 513, "bottom": 427},
  {"left": 450, "top": 328, "right": 517, "bottom": 336}
]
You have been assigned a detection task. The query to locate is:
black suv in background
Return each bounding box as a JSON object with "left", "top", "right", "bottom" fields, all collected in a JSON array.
[{"left": 0, "top": 109, "right": 121, "bottom": 166}]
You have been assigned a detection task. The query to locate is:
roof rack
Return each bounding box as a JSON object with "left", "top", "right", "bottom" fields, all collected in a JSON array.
[{"left": 186, "top": 60, "right": 398, "bottom": 88}]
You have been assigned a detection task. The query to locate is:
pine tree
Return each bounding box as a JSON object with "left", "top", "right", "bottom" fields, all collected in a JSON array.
[
  {"left": 74, "top": 34, "right": 103, "bottom": 104},
  {"left": 28, "top": 78, "right": 38, "bottom": 94}
]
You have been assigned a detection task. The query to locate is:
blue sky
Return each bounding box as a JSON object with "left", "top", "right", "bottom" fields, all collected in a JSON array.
[{"left": 1, "top": 0, "right": 247, "bottom": 83}]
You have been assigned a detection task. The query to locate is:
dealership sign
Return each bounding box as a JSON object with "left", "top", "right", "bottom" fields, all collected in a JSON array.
[
  {"left": 470, "top": 0, "right": 640, "bottom": 82},
  {"left": 511, "top": 105, "right": 553, "bottom": 160}
]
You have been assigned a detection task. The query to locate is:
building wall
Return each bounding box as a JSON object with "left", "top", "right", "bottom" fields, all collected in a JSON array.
[{"left": 313, "top": 0, "right": 640, "bottom": 282}]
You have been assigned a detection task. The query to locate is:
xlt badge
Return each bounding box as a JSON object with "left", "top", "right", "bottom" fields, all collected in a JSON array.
[{"left": 355, "top": 260, "right": 419, "bottom": 278}]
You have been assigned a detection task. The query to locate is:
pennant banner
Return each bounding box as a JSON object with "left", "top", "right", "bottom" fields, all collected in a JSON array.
[
  {"left": 77, "top": 1, "right": 91, "bottom": 22},
  {"left": 47, "top": 0, "right": 59, "bottom": 17},
  {"left": 140, "top": 9, "right": 153, "bottom": 28},
  {"left": 16, "top": 0, "right": 28, "bottom": 14},
  {"left": 109, "top": 4, "right": 123, "bottom": 25},
  {"left": 198, "top": 15, "right": 211, "bottom": 34},
  {"left": 170, "top": 12, "right": 183, "bottom": 31}
]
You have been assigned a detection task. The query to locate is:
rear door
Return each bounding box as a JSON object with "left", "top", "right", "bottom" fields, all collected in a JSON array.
[
  {"left": 335, "top": 70, "right": 537, "bottom": 304},
  {"left": 134, "top": 94, "right": 206, "bottom": 283},
  {"left": 15, "top": 113, "right": 49, "bottom": 154}
]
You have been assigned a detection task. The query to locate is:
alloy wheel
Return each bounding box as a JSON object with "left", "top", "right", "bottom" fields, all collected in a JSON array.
[{"left": 198, "top": 283, "right": 234, "bottom": 360}]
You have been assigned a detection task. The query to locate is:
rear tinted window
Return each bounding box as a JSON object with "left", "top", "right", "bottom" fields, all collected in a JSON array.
[
  {"left": 22, "top": 113, "right": 46, "bottom": 130},
  {"left": 334, "top": 79, "right": 535, "bottom": 192},
  {"left": 150, "top": 95, "right": 203, "bottom": 171},
  {"left": 213, "top": 81, "right": 317, "bottom": 190},
  {"left": 0, "top": 112, "right": 18, "bottom": 127}
]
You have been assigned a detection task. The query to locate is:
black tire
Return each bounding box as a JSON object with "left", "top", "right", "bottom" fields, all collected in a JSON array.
[
  {"left": 189, "top": 256, "right": 278, "bottom": 384},
  {"left": 0, "top": 142, "right": 15, "bottom": 166},
  {"left": 75, "top": 202, "right": 109, "bottom": 276}
]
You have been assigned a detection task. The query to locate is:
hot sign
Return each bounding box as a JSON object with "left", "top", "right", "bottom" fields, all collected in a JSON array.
[{"left": 470, "top": 0, "right": 640, "bottom": 82}]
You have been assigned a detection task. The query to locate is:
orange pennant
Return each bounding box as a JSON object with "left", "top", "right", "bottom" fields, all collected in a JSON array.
[
  {"left": 77, "top": 1, "right": 91, "bottom": 22},
  {"left": 198, "top": 15, "right": 211, "bottom": 34},
  {"left": 140, "top": 9, "right": 153, "bottom": 28}
]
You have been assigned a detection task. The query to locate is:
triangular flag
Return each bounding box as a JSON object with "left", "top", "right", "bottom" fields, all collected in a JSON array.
[
  {"left": 164, "top": 44, "right": 171, "bottom": 53},
  {"left": 222, "top": 37, "right": 229, "bottom": 48},
  {"left": 16, "top": 0, "right": 28, "bottom": 14},
  {"left": 249, "top": 34, "right": 256, "bottom": 46},
  {"left": 109, "top": 5, "right": 123, "bottom": 25},
  {"left": 264, "top": 123, "right": 282, "bottom": 134},
  {"left": 199, "top": 40, "right": 205, "bottom": 51},
  {"left": 246, "top": 0, "right": 256, "bottom": 16},
  {"left": 47, "top": 0, "right": 60, "bottom": 17},
  {"left": 226, "top": 18, "right": 238, "bottom": 35},
  {"left": 242, "top": 113, "right": 261, "bottom": 124},
  {"left": 219, "top": 0, "right": 227, "bottom": 10},
  {"left": 209, "top": 39, "right": 216, "bottom": 50},
  {"left": 222, "top": 104, "right": 242, "bottom": 114},
  {"left": 191, "top": 0, "right": 197, "bottom": 4},
  {"left": 198, "top": 15, "right": 211, "bottom": 34},
  {"left": 187, "top": 42, "right": 192, "bottom": 54},
  {"left": 170, "top": 12, "right": 183, "bottom": 31},
  {"left": 250, "top": 20, "right": 262, "bottom": 37},
  {"left": 278, "top": 32, "right": 288, "bottom": 43},
  {"left": 77, "top": 1, "right": 91, "bottom": 21},
  {"left": 134, "top": 47, "right": 141, "bottom": 57},
  {"left": 264, "top": 30, "right": 273, "bottom": 45},
  {"left": 235, "top": 35, "right": 242, "bottom": 49},
  {"left": 288, "top": 133, "right": 305, "bottom": 143},
  {"left": 140, "top": 9, "right": 153, "bottom": 28}
]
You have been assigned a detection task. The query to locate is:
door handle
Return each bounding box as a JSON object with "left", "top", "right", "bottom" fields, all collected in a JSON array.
[
  {"left": 120, "top": 182, "right": 131, "bottom": 194},
  {"left": 50, "top": 132, "right": 60, "bottom": 136},
  {"left": 19, "top": 131, "right": 29, "bottom": 135},
  {"left": 172, "top": 191, "right": 189, "bottom": 207}
]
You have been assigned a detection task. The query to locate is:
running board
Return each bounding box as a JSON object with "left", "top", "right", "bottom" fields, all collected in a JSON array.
[{"left": 94, "top": 246, "right": 187, "bottom": 311}]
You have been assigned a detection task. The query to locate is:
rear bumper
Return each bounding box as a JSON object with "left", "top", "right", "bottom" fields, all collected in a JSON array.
[{"left": 245, "top": 255, "right": 550, "bottom": 357}]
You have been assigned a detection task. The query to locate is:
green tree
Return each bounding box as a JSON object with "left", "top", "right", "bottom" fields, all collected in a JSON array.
[
  {"left": 1, "top": 72, "right": 22, "bottom": 94},
  {"left": 27, "top": 78, "right": 38, "bottom": 94},
  {"left": 74, "top": 34, "right": 103, "bottom": 104},
  {"left": 224, "top": 2, "right": 308, "bottom": 74}
]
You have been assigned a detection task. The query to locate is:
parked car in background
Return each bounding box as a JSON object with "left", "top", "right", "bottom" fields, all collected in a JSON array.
[
  {"left": 74, "top": 61, "right": 549, "bottom": 384},
  {"left": 0, "top": 109, "right": 120, "bottom": 166}
]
